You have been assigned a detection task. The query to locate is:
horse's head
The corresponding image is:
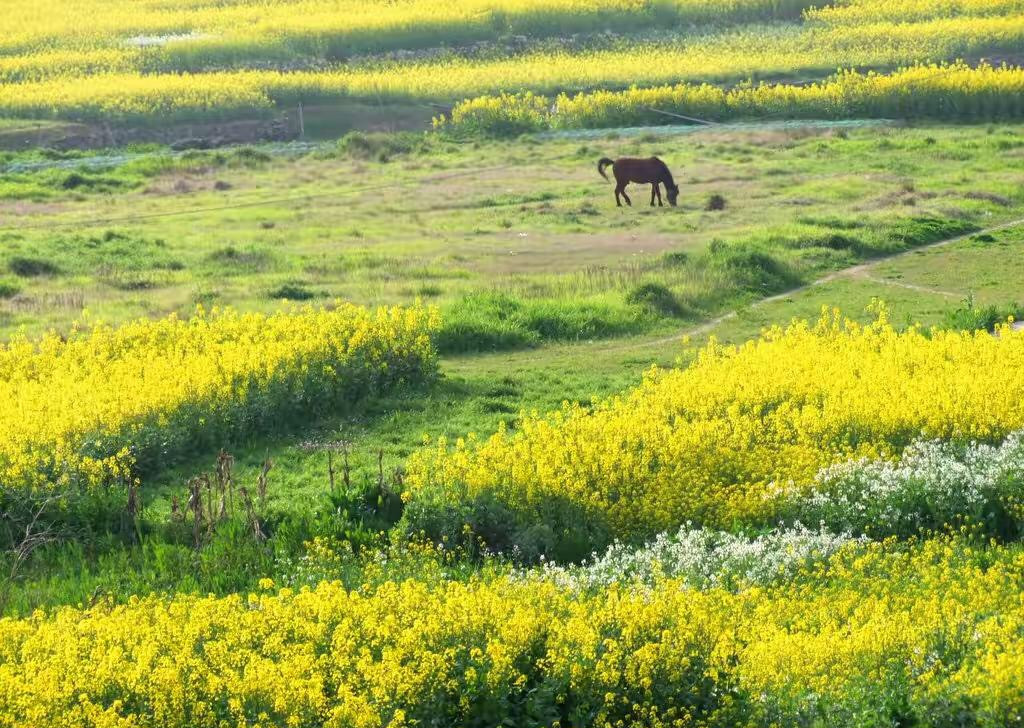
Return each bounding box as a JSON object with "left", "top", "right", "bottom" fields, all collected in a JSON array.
[{"left": 666, "top": 183, "right": 679, "bottom": 207}]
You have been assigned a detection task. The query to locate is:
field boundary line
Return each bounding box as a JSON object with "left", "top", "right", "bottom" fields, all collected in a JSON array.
[
  {"left": 854, "top": 273, "right": 961, "bottom": 299},
  {"left": 623, "top": 214, "right": 1024, "bottom": 351}
]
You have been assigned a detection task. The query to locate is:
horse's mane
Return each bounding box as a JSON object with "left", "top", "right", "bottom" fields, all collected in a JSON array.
[{"left": 655, "top": 157, "right": 675, "bottom": 187}]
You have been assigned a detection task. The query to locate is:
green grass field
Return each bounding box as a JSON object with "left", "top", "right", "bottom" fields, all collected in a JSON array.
[
  {"left": 2, "top": 122, "right": 1022, "bottom": 349},
  {"left": 4, "top": 119, "right": 1024, "bottom": 614}
]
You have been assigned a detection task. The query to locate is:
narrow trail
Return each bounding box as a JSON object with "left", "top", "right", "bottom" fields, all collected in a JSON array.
[
  {"left": 854, "top": 273, "right": 961, "bottom": 299},
  {"left": 445, "top": 213, "right": 1024, "bottom": 373},
  {"left": 614, "top": 214, "right": 1024, "bottom": 352}
]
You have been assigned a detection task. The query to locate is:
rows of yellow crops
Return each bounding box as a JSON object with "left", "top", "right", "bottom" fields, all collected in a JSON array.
[
  {"left": 0, "top": 0, "right": 811, "bottom": 57},
  {"left": 6, "top": 0, "right": 1014, "bottom": 60},
  {"left": 0, "top": 535, "right": 1020, "bottom": 727},
  {"left": 405, "top": 307, "right": 1024, "bottom": 537},
  {"left": 442, "top": 62, "right": 1024, "bottom": 133},
  {"left": 6, "top": 11, "right": 1023, "bottom": 86},
  {"left": 6, "top": 57, "right": 1024, "bottom": 127},
  {"left": 0, "top": 3, "right": 1022, "bottom": 121},
  {"left": 806, "top": 0, "right": 1024, "bottom": 24},
  {"left": 0, "top": 303, "right": 437, "bottom": 496}
]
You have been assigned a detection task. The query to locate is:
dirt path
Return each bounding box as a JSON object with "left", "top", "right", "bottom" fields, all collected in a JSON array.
[
  {"left": 616, "top": 214, "right": 1024, "bottom": 352},
  {"left": 445, "top": 213, "right": 1024, "bottom": 375},
  {"left": 853, "top": 273, "right": 961, "bottom": 299}
]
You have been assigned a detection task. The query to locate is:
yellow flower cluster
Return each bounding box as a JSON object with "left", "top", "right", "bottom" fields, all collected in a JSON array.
[
  {"left": 806, "top": 0, "right": 1024, "bottom": 24},
  {"left": 445, "top": 62, "right": 1024, "bottom": 133},
  {"left": 406, "top": 307, "right": 1024, "bottom": 536},
  {"left": 0, "top": 536, "right": 1020, "bottom": 727},
  {"left": 0, "top": 0, "right": 809, "bottom": 60},
  {"left": 0, "top": 303, "right": 438, "bottom": 495},
  {"left": 0, "top": 1, "right": 1022, "bottom": 122}
]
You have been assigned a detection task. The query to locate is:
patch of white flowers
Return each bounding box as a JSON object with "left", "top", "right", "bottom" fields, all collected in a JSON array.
[
  {"left": 279, "top": 433, "right": 1024, "bottom": 593},
  {"left": 525, "top": 431, "right": 1024, "bottom": 590},
  {"left": 792, "top": 431, "right": 1024, "bottom": 536},
  {"left": 532, "top": 523, "right": 862, "bottom": 591}
]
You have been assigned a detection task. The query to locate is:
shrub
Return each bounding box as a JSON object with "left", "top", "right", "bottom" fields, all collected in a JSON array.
[
  {"left": 436, "top": 292, "right": 645, "bottom": 354},
  {"left": 625, "top": 282, "right": 688, "bottom": 317},
  {"left": 0, "top": 279, "right": 20, "bottom": 298},
  {"left": 337, "top": 131, "right": 425, "bottom": 160},
  {"left": 8, "top": 256, "right": 59, "bottom": 277},
  {"left": 267, "top": 283, "right": 317, "bottom": 300},
  {"left": 705, "top": 193, "right": 726, "bottom": 211},
  {"left": 942, "top": 297, "right": 1024, "bottom": 332}
]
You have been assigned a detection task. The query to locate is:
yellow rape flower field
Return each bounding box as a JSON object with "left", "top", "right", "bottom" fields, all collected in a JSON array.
[
  {"left": 0, "top": 303, "right": 437, "bottom": 496},
  {"left": 6, "top": 1, "right": 1024, "bottom": 725},
  {"left": 1, "top": 536, "right": 1023, "bottom": 727},
  {"left": 4, "top": 301, "right": 1024, "bottom": 725},
  {"left": 443, "top": 63, "right": 1024, "bottom": 134},
  {"left": 0, "top": 0, "right": 1022, "bottom": 124},
  {"left": 406, "top": 307, "right": 1024, "bottom": 539}
]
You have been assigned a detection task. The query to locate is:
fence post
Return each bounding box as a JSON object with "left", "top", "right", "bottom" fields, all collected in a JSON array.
[{"left": 298, "top": 103, "right": 305, "bottom": 139}]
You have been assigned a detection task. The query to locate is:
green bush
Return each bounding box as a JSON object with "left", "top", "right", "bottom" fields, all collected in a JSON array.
[
  {"left": 707, "top": 244, "right": 802, "bottom": 295},
  {"left": 943, "top": 297, "right": 1024, "bottom": 332},
  {"left": 436, "top": 292, "right": 646, "bottom": 354},
  {"left": 400, "top": 486, "right": 612, "bottom": 563},
  {"left": 8, "top": 256, "right": 59, "bottom": 277},
  {"left": 0, "top": 278, "right": 21, "bottom": 298},
  {"left": 626, "top": 282, "right": 689, "bottom": 318},
  {"left": 337, "top": 131, "right": 427, "bottom": 161},
  {"left": 267, "top": 283, "right": 318, "bottom": 300}
]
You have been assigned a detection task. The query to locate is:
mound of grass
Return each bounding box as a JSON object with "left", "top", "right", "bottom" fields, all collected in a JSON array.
[
  {"left": 0, "top": 278, "right": 21, "bottom": 298},
  {"left": 267, "top": 283, "right": 318, "bottom": 300},
  {"left": 661, "top": 251, "right": 689, "bottom": 267},
  {"left": 337, "top": 131, "right": 428, "bottom": 162},
  {"left": 790, "top": 232, "right": 866, "bottom": 253},
  {"left": 8, "top": 256, "right": 59, "bottom": 277},
  {"left": 228, "top": 147, "right": 272, "bottom": 166},
  {"left": 435, "top": 294, "right": 541, "bottom": 353},
  {"left": 707, "top": 243, "right": 802, "bottom": 296},
  {"left": 884, "top": 216, "right": 978, "bottom": 251},
  {"left": 6, "top": 231, "right": 182, "bottom": 279},
  {"left": 626, "top": 282, "right": 689, "bottom": 318},
  {"left": 705, "top": 193, "right": 727, "bottom": 211},
  {"left": 436, "top": 292, "right": 647, "bottom": 354},
  {"left": 207, "top": 245, "right": 277, "bottom": 273},
  {"left": 103, "top": 272, "right": 162, "bottom": 291}
]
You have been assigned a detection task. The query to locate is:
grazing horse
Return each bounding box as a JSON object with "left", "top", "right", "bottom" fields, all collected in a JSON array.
[{"left": 598, "top": 157, "right": 679, "bottom": 207}]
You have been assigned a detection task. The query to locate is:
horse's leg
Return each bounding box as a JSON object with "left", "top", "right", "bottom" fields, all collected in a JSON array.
[
  {"left": 655, "top": 184, "right": 663, "bottom": 207},
  {"left": 614, "top": 184, "right": 623, "bottom": 207},
  {"left": 621, "top": 184, "right": 632, "bottom": 206},
  {"left": 650, "top": 184, "right": 657, "bottom": 207}
]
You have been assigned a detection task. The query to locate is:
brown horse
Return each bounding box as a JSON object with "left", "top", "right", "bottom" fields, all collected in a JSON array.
[{"left": 598, "top": 157, "right": 679, "bottom": 207}]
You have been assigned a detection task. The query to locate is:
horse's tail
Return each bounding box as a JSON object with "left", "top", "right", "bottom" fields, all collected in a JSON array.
[{"left": 597, "top": 157, "right": 615, "bottom": 182}]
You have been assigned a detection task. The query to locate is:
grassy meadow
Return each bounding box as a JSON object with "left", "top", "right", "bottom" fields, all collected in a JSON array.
[
  {"left": 2, "top": 122, "right": 1023, "bottom": 350},
  {"left": 4, "top": 119, "right": 1024, "bottom": 609},
  {"left": 5, "top": 1, "right": 1024, "bottom": 726}
]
